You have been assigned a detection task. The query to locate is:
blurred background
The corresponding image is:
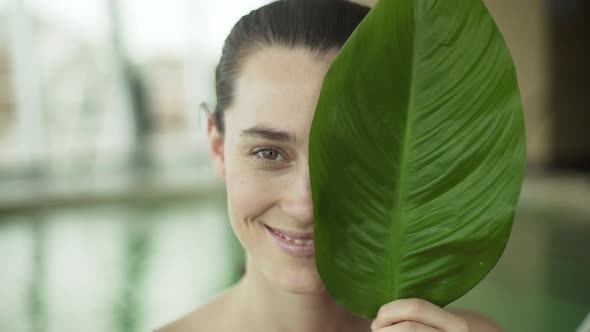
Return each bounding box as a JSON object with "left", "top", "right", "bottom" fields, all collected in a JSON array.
[{"left": 0, "top": 0, "right": 588, "bottom": 331}]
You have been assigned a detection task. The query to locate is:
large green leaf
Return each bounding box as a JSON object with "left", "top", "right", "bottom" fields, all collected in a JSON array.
[{"left": 309, "top": 0, "right": 527, "bottom": 318}]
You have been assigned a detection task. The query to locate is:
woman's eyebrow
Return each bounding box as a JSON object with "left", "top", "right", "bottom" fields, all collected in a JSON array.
[{"left": 240, "top": 125, "right": 297, "bottom": 143}]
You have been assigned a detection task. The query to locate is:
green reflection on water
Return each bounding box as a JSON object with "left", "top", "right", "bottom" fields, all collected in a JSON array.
[
  {"left": 29, "top": 218, "right": 47, "bottom": 332},
  {"left": 0, "top": 196, "right": 588, "bottom": 332},
  {"left": 114, "top": 204, "right": 154, "bottom": 332},
  {"left": 0, "top": 197, "right": 241, "bottom": 332}
]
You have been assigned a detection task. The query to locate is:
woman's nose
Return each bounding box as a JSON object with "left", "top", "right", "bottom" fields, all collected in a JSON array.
[{"left": 281, "top": 167, "right": 314, "bottom": 226}]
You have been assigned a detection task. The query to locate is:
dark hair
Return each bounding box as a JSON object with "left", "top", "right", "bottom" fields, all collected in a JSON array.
[{"left": 210, "top": 0, "right": 370, "bottom": 135}]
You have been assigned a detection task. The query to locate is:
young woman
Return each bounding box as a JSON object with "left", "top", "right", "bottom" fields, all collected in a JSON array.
[{"left": 158, "top": 1, "right": 503, "bottom": 331}]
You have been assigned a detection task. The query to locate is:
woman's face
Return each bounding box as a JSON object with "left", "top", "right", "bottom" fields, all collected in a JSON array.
[{"left": 207, "top": 46, "right": 339, "bottom": 294}]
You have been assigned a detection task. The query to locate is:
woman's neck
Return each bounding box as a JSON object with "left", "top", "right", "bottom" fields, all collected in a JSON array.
[{"left": 232, "top": 257, "right": 372, "bottom": 332}]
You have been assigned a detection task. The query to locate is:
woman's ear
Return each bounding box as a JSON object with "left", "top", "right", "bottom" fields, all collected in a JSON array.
[{"left": 207, "top": 114, "right": 225, "bottom": 180}]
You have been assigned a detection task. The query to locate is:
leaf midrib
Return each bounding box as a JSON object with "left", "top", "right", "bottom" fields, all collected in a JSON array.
[{"left": 390, "top": 1, "right": 418, "bottom": 300}]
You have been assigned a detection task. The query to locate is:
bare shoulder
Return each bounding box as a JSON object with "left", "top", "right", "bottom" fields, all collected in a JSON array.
[
  {"left": 155, "top": 287, "right": 237, "bottom": 332},
  {"left": 447, "top": 308, "right": 504, "bottom": 332}
]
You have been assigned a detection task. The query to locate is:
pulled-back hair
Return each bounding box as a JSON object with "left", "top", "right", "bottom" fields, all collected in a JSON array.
[{"left": 211, "top": 0, "right": 370, "bottom": 135}]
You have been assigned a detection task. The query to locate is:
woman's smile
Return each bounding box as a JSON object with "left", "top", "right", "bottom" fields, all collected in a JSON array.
[{"left": 263, "top": 223, "right": 315, "bottom": 257}]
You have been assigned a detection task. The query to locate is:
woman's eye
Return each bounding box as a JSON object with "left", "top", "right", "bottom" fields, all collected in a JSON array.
[{"left": 255, "top": 148, "right": 285, "bottom": 161}]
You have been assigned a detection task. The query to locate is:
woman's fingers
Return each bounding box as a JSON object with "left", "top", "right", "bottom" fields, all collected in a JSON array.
[
  {"left": 373, "top": 321, "right": 440, "bottom": 332},
  {"left": 371, "top": 298, "right": 469, "bottom": 332}
]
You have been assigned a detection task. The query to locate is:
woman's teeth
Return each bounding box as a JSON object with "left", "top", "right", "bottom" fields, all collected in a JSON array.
[{"left": 270, "top": 228, "right": 313, "bottom": 246}]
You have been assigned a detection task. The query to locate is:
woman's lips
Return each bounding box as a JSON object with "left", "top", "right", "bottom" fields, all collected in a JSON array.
[{"left": 263, "top": 224, "right": 315, "bottom": 257}]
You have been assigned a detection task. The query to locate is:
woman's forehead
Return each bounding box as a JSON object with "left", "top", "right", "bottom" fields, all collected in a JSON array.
[
  {"left": 229, "top": 47, "right": 337, "bottom": 139},
  {"left": 238, "top": 47, "right": 335, "bottom": 87}
]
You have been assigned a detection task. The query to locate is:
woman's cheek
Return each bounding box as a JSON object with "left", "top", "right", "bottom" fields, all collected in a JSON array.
[{"left": 226, "top": 166, "right": 278, "bottom": 227}]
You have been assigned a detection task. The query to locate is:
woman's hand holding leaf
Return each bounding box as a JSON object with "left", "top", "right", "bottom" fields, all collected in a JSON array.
[{"left": 370, "top": 298, "right": 469, "bottom": 332}]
